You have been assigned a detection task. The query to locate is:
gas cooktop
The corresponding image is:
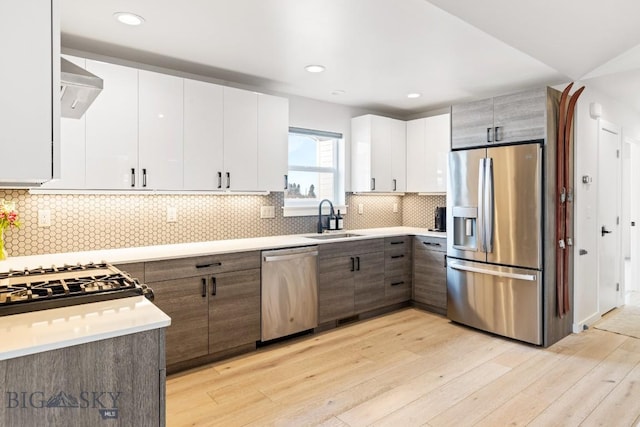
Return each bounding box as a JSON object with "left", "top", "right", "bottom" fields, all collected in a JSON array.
[{"left": 0, "top": 262, "right": 153, "bottom": 316}]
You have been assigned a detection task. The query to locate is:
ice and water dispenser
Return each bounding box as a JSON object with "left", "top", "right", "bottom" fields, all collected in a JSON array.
[{"left": 452, "top": 206, "right": 477, "bottom": 251}]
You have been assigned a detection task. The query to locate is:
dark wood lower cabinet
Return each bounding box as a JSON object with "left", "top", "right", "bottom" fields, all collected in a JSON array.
[
  {"left": 354, "top": 251, "right": 385, "bottom": 313},
  {"left": 318, "top": 255, "right": 356, "bottom": 323},
  {"left": 145, "top": 252, "right": 261, "bottom": 369},
  {"left": 413, "top": 236, "right": 447, "bottom": 314}
]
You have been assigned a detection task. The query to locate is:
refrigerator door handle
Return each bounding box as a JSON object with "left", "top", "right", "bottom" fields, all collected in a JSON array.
[
  {"left": 485, "top": 157, "right": 494, "bottom": 253},
  {"left": 449, "top": 262, "right": 537, "bottom": 281},
  {"left": 477, "top": 158, "right": 486, "bottom": 252}
]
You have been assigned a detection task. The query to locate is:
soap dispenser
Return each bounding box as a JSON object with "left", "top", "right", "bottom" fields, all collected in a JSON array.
[
  {"left": 328, "top": 211, "right": 337, "bottom": 230},
  {"left": 336, "top": 210, "right": 343, "bottom": 230}
]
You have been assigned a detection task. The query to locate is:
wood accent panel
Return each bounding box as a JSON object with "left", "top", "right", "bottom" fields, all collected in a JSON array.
[
  {"left": 148, "top": 277, "right": 209, "bottom": 366},
  {"left": 209, "top": 268, "right": 261, "bottom": 354},
  {"left": 0, "top": 329, "right": 164, "bottom": 427},
  {"left": 166, "top": 308, "right": 640, "bottom": 426},
  {"left": 145, "top": 251, "right": 260, "bottom": 282}
]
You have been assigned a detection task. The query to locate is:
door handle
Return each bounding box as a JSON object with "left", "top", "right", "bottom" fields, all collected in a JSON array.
[
  {"left": 201, "top": 278, "right": 207, "bottom": 298},
  {"left": 486, "top": 127, "right": 493, "bottom": 143},
  {"left": 284, "top": 174, "right": 289, "bottom": 190},
  {"left": 371, "top": 178, "right": 376, "bottom": 191},
  {"left": 142, "top": 168, "right": 147, "bottom": 187},
  {"left": 356, "top": 256, "right": 360, "bottom": 271},
  {"left": 393, "top": 179, "right": 397, "bottom": 191},
  {"left": 217, "top": 172, "right": 222, "bottom": 189},
  {"left": 601, "top": 226, "right": 612, "bottom": 236},
  {"left": 131, "top": 168, "right": 136, "bottom": 187},
  {"left": 226, "top": 172, "right": 231, "bottom": 189},
  {"left": 211, "top": 277, "right": 217, "bottom": 296},
  {"left": 350, "top": 257, "right": 355, "bottom": 272}
]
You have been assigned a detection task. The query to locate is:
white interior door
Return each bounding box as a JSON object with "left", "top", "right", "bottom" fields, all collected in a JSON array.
[
  {"left": 597, "top": 120, "right": 622, "bottom": 314},
  {"left": 630, "top": 140, "right": 640, "bottom": 292}
]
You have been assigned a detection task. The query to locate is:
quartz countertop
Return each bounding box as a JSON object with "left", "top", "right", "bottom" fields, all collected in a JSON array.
[
  {"left": 0, "top": 226, "right": 445, "bottom": 361},
  {"left": 0, "top": 227, "right": 446, "bottom": 269},
  {"left": 0, "top": 296, "right": 171, "bottom": 361}
]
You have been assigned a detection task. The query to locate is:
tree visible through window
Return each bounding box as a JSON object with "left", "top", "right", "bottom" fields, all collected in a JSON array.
[{"left": 285, "top": 127, "right": 342, "bottom": 208}]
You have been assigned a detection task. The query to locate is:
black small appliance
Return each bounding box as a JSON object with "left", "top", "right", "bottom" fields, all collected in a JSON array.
[{"left": 430, "top": 206, "right": 446, "bottom": 232}]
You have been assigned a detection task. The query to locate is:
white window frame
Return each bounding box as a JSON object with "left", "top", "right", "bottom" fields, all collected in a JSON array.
[{"left": 283, "top": 127, "right": 346, "bottom": 217}]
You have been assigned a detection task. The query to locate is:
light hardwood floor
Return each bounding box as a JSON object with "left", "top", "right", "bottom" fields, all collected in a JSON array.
[{"left": 166, "top": 308, "right": 640, "bottom": 426}]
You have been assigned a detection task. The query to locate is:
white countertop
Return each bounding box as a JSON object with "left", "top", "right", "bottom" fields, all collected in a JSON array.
[
  {"left": 0, "top": 226, "right": 446, "bottom": 269},
  {"left": 0, "top": 296, "right": 171, "bottom": 360},
  {"left": 0, "top": 226, "right": 444, "bottom": 361}
]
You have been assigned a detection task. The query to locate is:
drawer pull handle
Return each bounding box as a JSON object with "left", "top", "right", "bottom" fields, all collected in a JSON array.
[
  {"left": 195, "top": 262, "right": 222, "bottom": 269},
  {"left": 391, "top": 281, "right": 405, "bottom": 286},
  {"left": 391, "top": 255, "right": 404, "bottom": 259},
  {"left": 423, "top": 242, "right": 441, "bottom": 247},
  {"left": 390, "top": 241, "right": 404, "bottom": 245}
]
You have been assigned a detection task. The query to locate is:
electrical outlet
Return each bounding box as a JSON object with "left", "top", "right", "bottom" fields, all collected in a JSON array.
[
  {"left": 260, "top": 206, "right": 275, "bottom": 219},
  {"left": 38, "top": 209, "right": 51, "bottom": 227},
  {"left": 358, "top": 204, "right": 364, "bottom": 215},
  {"left": 393, "top": 203, "right": 398, "bottom": 213},
  {"left": 167, "top": 207, "right": 177, "bottom": 223}
]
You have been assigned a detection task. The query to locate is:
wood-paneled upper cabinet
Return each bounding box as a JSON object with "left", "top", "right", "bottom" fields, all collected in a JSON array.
[
  {"left": 0, "top": 0, "right": 58, "bottom": 184},
  {"left": 258, "top": 94, "right": 289, "bottom": 192},
  {"left": 351, "top": 115, "right": 406, "bottom": 192},
  {"left": 406, "top": 113, "right": 450, "bottom": 193},
  {"left": 138, "top": 70, "right": 184, "bottom": 190},
  {"left": 41, "top": 55, "right": 86, "bottom": 190},
  {"left": 84, "top": 60, "right": 139, "bottom": 189},
  {"left": 183, "top": 78, "right": 224, "bottom": 190},
  {"left": 451, "top": 87, "right": 547, "bottom": 149}
]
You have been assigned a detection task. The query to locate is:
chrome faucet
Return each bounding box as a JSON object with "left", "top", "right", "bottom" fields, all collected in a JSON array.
[{"left": 317, "top": 199, "right": 335, "bottom": 233}]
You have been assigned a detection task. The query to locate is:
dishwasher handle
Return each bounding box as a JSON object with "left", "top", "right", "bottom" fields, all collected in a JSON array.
[{"left": 263, "top": 251, "right": 318, "bottom": 262}]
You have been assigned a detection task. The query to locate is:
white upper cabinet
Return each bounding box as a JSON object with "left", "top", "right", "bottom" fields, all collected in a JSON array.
[
  {"left": 223, "top": 87, "right": 258, "bottom": 191},
  {"left": 0, "top": 0, "right": 58, "bottom": 184},
  {"left": 351, "top": 115, "right": 406, "bottom": 192},
  {"left": 406, "top": 113, "right": 450, "bottom": 193},
  {"left": 258, "top": 94, "right": 289, "bottom": 192},
  {"left": 84, "top": 60, "right": 139, "bottom": 189},
  {"left": 41, "top": 55, "right": 86, "bottom": 189},
  {"left": 138, "top": 70, "right": 184, "bottom": 190},
  {"left": 183, "top": 79, "right": 224, "bottom": 190}
]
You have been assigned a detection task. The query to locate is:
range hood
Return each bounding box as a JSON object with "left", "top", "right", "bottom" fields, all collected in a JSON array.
[{"left": 60, "top": 58, "right": 103, "bottom": 119}]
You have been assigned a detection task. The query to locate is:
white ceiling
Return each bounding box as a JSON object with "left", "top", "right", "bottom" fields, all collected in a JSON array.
[{"left": 61, "top": 0, "right": 640, "bottom": 117}]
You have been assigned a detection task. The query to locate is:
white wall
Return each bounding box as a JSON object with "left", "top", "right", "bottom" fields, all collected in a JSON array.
[{"left": 573, "top": 84, "right": 640, "bottom": 330}]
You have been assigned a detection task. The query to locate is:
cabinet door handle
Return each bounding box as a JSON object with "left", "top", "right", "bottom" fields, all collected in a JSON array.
[
  {"left": 391, "top": 254, "right": 404, "bottom": 259},
  {"left": 393, "top": 179, "right": 397, "bottom": 191},
  {"left": 371, "top": 178, "right": 376, "bottom": 191},
  {"left": 356, "top": 256, "right": 360, "bottom": 271},
  {"left": 130, "top": 168, "right": 136, "bottom": 187},
  {"left": 390, "top": 241, "right": 404, "bottom": 245},
  {"left": 486, "top": 127, "right": 493, "bottom": 143},
  {"left": 494, "top": 126, "right": 501, "bottom": 142},
  {"left": 284, "top": 174, "right": 289, "bottom": 190},
  {"left": 350, "top": 257, "right": 355, "bottom": 272},
  {"left": 195, "top": 262, "right": 222, "bottom": 269},
  {"left": 217, "top": 172, "right": 222, "bottom": 189},
  {"left": 142, "top": 168, "right": 147, "bottom": 187},
  {"left": 226, "top": 172, "right": 231, "bottom": 189},
  {"left": 211, "top": 277, "right": 217, "bottom": 296},
  {"left": 201, "top": 278, "right": 207, "bottom": 298},
  {"left": 444, "top": 254, "right": 447, "bottom": 268},
  {"left": 391, "top": 281, "right": 405, "bottom": 287},
  {"left": 423, "top": 241, "right": 441, "bottom": 247}
]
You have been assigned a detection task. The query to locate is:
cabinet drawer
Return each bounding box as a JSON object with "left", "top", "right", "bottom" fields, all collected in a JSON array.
[
  {"left": 385, "top": 273, "right": 411, "bottom": 303},
  {"left": 318, "top": 238, "right": 384, "bottom": 260},
  {"left": 415, "top": 235, "right": 446, "bottom": 252},
  {"left": 145, "top": 251, "right": 260, "bottom": 282},
  {"left": 384, "top": 236, "right": 411, "bottom": 251}
]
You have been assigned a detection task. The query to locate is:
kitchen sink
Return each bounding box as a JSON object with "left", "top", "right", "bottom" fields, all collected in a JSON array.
[{"left": 305, "top": 233, "right": 362, "bottom": 240}]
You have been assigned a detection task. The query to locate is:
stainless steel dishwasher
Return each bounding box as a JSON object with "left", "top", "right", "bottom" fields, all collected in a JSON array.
[{"left": 261, "top": 246, "right": 318, "bottom": 341}]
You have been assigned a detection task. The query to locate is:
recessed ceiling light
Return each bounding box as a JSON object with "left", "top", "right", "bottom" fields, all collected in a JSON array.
[
  {"left": 305, "top": 65, "right": 326, "bottom": 73},
  {"left": 407, "top": 93, "right": 421, "bottom": 99},
  {"left": 113, "top": 12, "right": 145, "bottom": 26},
  {"left": 332, "top": 90, "right": 346, "bottom": 96}
]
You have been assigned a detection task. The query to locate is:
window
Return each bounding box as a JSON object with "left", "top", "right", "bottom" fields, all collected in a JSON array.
[{"left": 284, "top": 127, "right": 344, "bottom": 216}]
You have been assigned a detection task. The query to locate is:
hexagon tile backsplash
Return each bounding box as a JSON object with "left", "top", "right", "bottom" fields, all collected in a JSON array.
[{"left": 0, "top": 190, "right": 444, "bottom": 256}]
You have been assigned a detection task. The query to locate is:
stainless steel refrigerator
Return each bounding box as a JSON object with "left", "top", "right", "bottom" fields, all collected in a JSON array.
[{"left": 447, "top": 142, "right": 544, "bottom": 345}]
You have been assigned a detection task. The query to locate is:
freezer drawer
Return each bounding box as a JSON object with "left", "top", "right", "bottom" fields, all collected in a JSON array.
[{"left": 447, "top": 259, "right": 542, "bottom": 345}]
